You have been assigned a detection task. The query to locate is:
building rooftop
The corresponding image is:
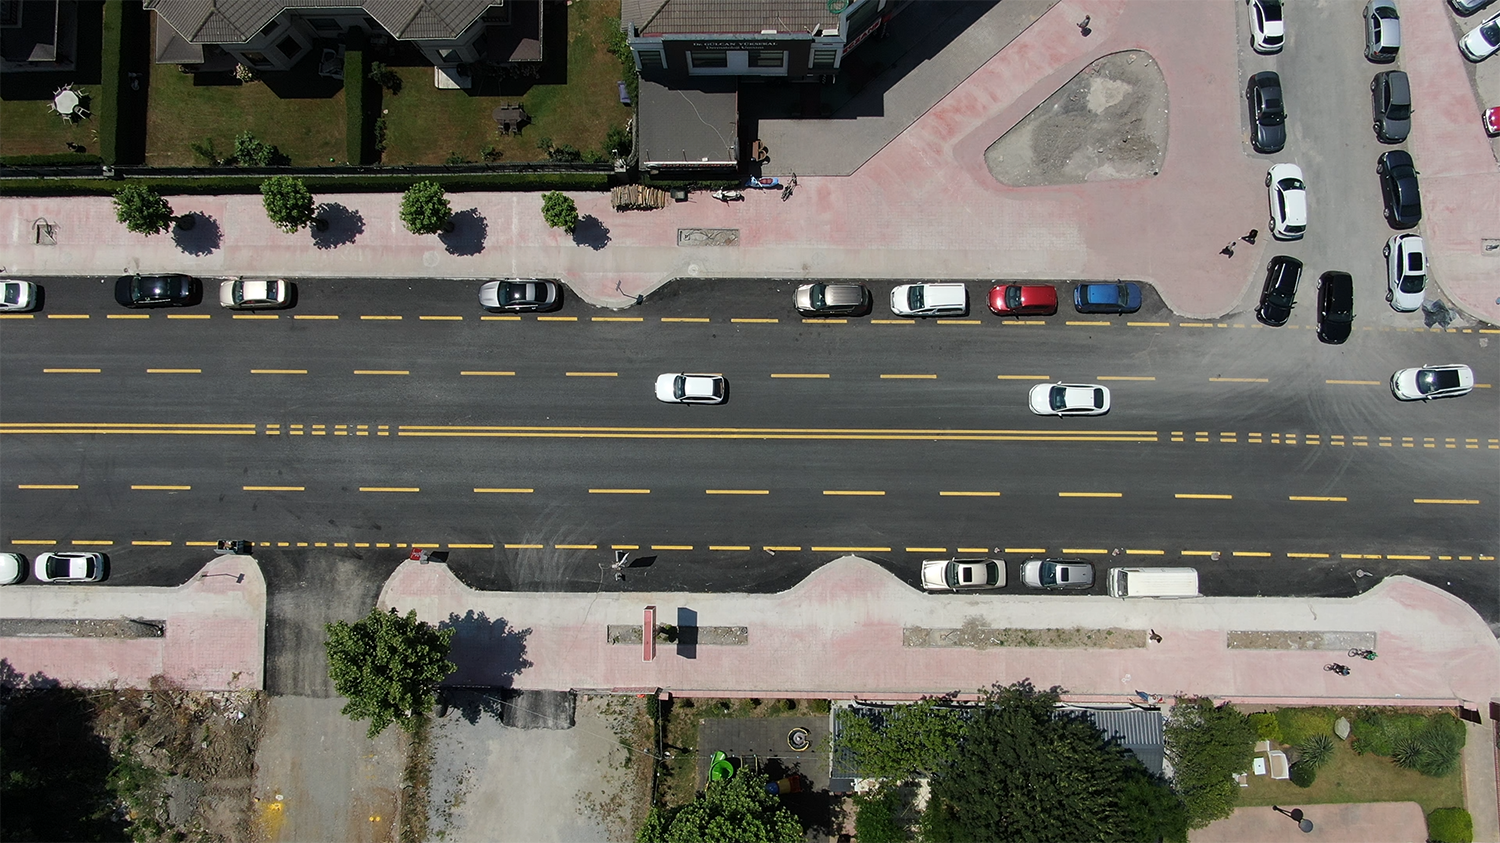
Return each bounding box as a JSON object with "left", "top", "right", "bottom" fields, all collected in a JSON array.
[
  {"left": 623, "top": 0, "right": 838, "bottom": 36},
  {"left": 144, "top": 0, "right": 500, "bottom": 44}
]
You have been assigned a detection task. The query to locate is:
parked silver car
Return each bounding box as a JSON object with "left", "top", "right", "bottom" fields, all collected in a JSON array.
[{"left": 1021, "top": 559, "right": 1095, "bottom": 590}]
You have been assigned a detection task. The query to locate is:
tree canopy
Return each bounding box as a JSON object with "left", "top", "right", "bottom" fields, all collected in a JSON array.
[
  {"left": 835, "top": 695, "right": 965, "bottom": 780},
  {"left": 260, "top": 176, "right": 317, "bottom": 233},
  {"left": 541, "top": 191, "right": 579, "bottom": 233},
  {"left": 921, "top": 681, "right": 1187, "bottom": 843},
  {"left": 399, "top": 180, "right": 453, "bottom": 235},
  {"left": 112, "top": 183, "right": 175, "bottom": 236},
  {"left": 1163, "top": 696, "right": 1257, "bottom": 828},
  {"left": 637, "top": 770, "right": 802, "bottom": 843},
  {"left": 325, "top": 607, "right": 455, "bottom": 738}
]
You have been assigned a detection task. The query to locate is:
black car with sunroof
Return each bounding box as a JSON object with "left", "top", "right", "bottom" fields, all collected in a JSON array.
[
  {"left": 1316, "top": 271, "right": 1355, "bottom": 344},
  {"left": 1256, "top": 256, "right": 1302, "bottom": 327}
]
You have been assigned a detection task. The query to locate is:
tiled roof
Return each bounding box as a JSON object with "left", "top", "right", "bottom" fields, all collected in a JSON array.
[
  {"left": 623, "top": 0, "right": 838, "bottom": 36},
  {"left": 146, "top": 0, "right": 497, "bottom": 44}
]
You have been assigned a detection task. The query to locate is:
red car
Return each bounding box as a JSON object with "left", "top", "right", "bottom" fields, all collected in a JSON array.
[
  {"left": 988, "top": 284, "right": 1058, "bottom": 316},
  {"left": 1485, "top": 106, "right": 1500, "bottom": 137}
]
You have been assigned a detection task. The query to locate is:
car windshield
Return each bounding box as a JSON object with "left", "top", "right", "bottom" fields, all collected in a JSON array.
[
  {"left": 1049, "top": 387, "right": 1068, "bottom": 411},
  {"left": 1419, "top": 369, "right": 1460, "bottom": 393},
  {"left": 1279, "top": 177, "right": 1304, "bottom": 191},
  {"left": 809, "top": 285, "right": 827, "bottom": 309},
  {"left": 1040, "top": 564, "right": 1060, "bottom": 586},
  {"left": 673, "top": 377, "right": 686, "bottom": 399},
  {"left": 908, "top": 287, "right": 925, "bottom": 309},
  {"left": 1005, "top": 287, "right": 1022, "bottom": 309},
  {"left": 1264, "top": 1, "right": 1282, "bottom": 22},
  {"left": 2, "top": 285, "right": 19, "bottom": 304},
  {"left": 1387, "top": 102, "right": 1410, "bottom": 120},
  {"left": 1481, "top": 21, "right": 1500, "bottom": 47}
]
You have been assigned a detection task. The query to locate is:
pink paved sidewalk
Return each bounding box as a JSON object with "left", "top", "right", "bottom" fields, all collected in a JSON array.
[
  {"left": 1190, "top": 803, "right": 1427, "bottom": 843},
  {"left": 0, "top": 555, "right": 266, "bottom": 690},
  {"left": 381, "top": 557, "right": 1500, "bottom": 707},
  {"left": 1, "top": 0, "right": 1494, "bottom": 321}
]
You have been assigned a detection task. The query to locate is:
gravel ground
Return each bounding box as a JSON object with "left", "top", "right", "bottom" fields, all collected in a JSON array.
[{"left": 986, "top": 50, "right": 1169, "bottom": 186}]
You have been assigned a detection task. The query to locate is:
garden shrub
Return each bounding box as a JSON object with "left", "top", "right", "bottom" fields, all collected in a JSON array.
[
  {"left": 809, "top": 699, "right": 831, "bottom": 714},
  {"left": 0, "top": 173, "right": 612, "bottom": 197},
  {"left": 1288, "top": 762, "right": 1317, "bottom": 788},
  {"left": 1248, "top": 712, "right": 1281, "bottom": 743},
  {"left": 98, "top": 1, "right": 126, "bottom": 164},
  {"left": 854, "top": 787, "right": 910, "bottom": 843},
  {"left": 1427, "top": 807, "right": 1473, "bottom": 843},
  {"left": 1353, "top": 711, "right": 1464, "bottom": 777},
  {"left": 1274, "top": 707, "right": 1336, "bottom": 746},
  {"left": 234, "top": 131, "right": 287, "bottom": 166},
  {"left": 1296, "top": 733, "right": 1334, "bottom": 770}
]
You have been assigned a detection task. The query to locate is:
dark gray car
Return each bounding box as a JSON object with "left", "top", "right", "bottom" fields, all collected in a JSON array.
[
  {"left": 1371, "top": 70, "right": 1411, "bottom": 143},
  {"left": 1246, "top": 71, "right": 1286, "bottom": 154}
]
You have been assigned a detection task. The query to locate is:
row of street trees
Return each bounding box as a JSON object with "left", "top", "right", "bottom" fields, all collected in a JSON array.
[{"left": 110, "top": 181, "right": 581, "bottom": 238}]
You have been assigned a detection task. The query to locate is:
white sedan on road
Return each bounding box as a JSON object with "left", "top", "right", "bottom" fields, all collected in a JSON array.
[
  {"left": 921, "top": 558, "right": 1005, "bottom": 591},
  {"left": 1384, "top": 234, "right": 1426, "bottom": 312},
  {"left": 1390, "top": 364, "right": 1474, "bottom": 401},
  {"left": 655, "top": 373, "right": 727, "bottom": 404},
  {"left": 1267, "top": 163, "right": 1307, "bottom": 240},
  {"left": 220, "top": 278, "right": 290, "bottom": 309},
  {"left": 0, "top": 280, "right": 39, "bottom": 312},
  {"left": 1029, "top": 382, "right": 1111, "bottom": 416},
  {"left": 34, "top": 551, "right": 107, "bottom": 583},
  {"left": 1460, "top": 10, "right": 1500, "bottom": 61}
]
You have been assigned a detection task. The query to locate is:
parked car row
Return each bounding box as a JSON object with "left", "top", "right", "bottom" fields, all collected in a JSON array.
[
  {"left": 794, "top": 280, "right": 1142, "bottom": 318},
  {"left": 1252, "top": 0, "right": 1497, "bottom": 62},
  {"left": 920, "top": 557, "right": 1096, "bottom": 592},
  {"left": 0, "top": 552, "right": 107, "bottom": 585}
]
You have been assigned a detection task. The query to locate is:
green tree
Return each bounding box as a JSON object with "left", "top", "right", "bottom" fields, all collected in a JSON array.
[
  {"left": 112, "top": 183, "right": 175, "bottom": 236},
  {"left": 922, "top": 681, "right": 1187, "bottom": 843},
  {"left": 400, "top": 180, "right": 453, "bottom": 235},
  {"left": 835, "top": 695, "right": 964, "bottom": 779},
  {"left": 260, "top": 176, "right": 318, "bottom": 233},
  {"left": 1164, "top": 696, "right": 1257, "bottom": 828},
  {"left": 325, "top": 607, "right": 456, "bottom": 738},
  {"left": 637, "top": 770, "right": 802, "bottom": 843},
  {"left": 853, "top": 785, "right": 911, "bottom": 843},
  {"left": 541, "top": 191, "right": 580, "bottom": 234}
]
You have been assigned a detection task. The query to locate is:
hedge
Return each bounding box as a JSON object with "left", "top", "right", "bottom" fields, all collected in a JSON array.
[
  {"left": 0, "top": 172, "right": 613, "bottom": 197},
  {"left": 1427, "top": 807, "right": 1473, "bottom": 843},
  {"left": 98, "top": 1, "right": 126, "bottom": 164},
  {"left": 0, "top": 154, "right": 104, "bottom": 166},
  {"left": 344, "top": 28, "right": 369, "bottom": 165}
]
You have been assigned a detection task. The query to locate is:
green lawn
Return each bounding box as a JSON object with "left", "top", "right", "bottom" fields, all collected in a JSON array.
[
  {"left": 144, "top": 61, "right": 345, "bottom": 166},
  {"left": 0, "top": 93, "right": 102, "bottom": 157},
  {"left": 1237, "top": 737, "right": 1464, "bottom": 815},
  {"left": 380, "top": 1, "right": 629, "bottom": 164}
]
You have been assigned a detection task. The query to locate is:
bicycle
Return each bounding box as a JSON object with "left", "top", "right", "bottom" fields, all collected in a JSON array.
[
  {"left": 1324, "top": 663, "right": 1351, "bottom": 676},
  {"left": 1348, "top": 648, "right": 1377, "bottom": 660}
]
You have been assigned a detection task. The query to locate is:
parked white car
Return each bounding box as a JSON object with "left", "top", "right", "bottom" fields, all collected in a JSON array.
[
  {"left": 0, "top": 280, "right": 39, "bottom": 312},
  {"left": 1390, "top": 365, "right": 1474, "bottom": 401},
  {"left": 34, "top": 552, "right": 106, "bottom": 583},
  {"left": 1384, "top": 234, "right": 1426, "bottom": 312},
  {"left": 1248, "top": 0, "right": 1286, "bottom": 53},
  {"left": 0, "top": 553, "right": 25, "bottom": 585},
  {"left": 889, "top": 283, "right": 967, "bottom": 317},
  {"left": 1460, "top": 10, "right": 1500, "bottom": 61},
  {"left": 220, "top": 278, "right": 290, "bottom": 309},
  {"left": 1267, "top": 163, "right": 1307, "bottom": 241}
]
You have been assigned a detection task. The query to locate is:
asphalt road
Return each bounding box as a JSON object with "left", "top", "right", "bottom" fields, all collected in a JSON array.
[{"left": 2, "top": 275, "right": 1495, "bottom": 621}]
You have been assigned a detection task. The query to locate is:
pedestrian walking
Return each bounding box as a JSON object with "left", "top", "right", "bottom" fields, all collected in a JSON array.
[
  {"left": 1220, "top": 241, "right": 1236, "bottom": 257},
  {"left": 1241, "top": 228, "right": 1259, "bottom": 244},
  {"left": 1077, "top": 15, "right": 1091, "bottom": 35},
  {"left": 1149, "top": 629, "right": 1163, "bottom": 643}
]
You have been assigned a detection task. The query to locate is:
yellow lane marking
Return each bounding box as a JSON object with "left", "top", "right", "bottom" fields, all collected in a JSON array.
[
  {"left": 1288, "top": 552, "right": 1330, "bottom": 558},
  {"left": 1179, "top": 322, "right": 1218, "bottom": 328},
  {"left": 447, "top": 543, "right": 493, "bottom": 549},
  {"left": 936, "top": 319, "right": 982, "bottom": 325},
  {"left": 1290, "top": 496, "right": 1347, "bottom": 502},
  {"left": 706, "top": 489, "right": 769, "bottom": 495},
  {"left": 1182, "top": 550, "right": 1219, "bottom": 556},
  {"left": 771, "top": 373, "right": 829, "bottom": 378},
  {"left": 360, "top": 315, "right": 403, "bottom": 321},
  {"left": 535, "top": 316, "right": 576, "bottom": 323},
  {"left": 419, "top": 315, "right": 464, "bottom": 321},
  {"left": 1128, "top": 321, "right": 1170, "bottom": 327},
  {"left": 232, "top": 314, "right": 278, "bottom": 320},
  {"left": 907, "top": 547, "right": 948, "bottom": 553},
  {"left": 354, "top": 370, "right": 409, "bottom": 375},
  {"left": 957, "top": 547, "right": 989, "bottom": 553},
  {"left": 870, "top": 319, "right": 912, "bottom": 325},
  {"left": 999, "top": 320, "right": 1047, "bottom": 325},
  {"left": 71, "top": 540, "right": 112, "bottom": 546},
  {"left": 394, "top": 424, "right": 1158, "bottom": 443},
  {"left": 480, "top": 315, "right": 521, "bottom": 321},
  {"left": 133, "top": 540, "right": 173, "bottom": 546},
  {"left": 1387, "top": 554, "right": 1432, "bottom": 560},
  {"left": 1126, "top": 549, "right": 1165, "bottom": 555},
  {"left": 940, "top": 491, "right": 1001, "bottom": 497},
  {"left": 652, "top": 544, "right": 693, "bottom": 550},
  {"left": 44, "top": 368, "right": 101, "bottom": 373},
  {"left": 813, "top": 546, "right": 891, "bottom": 552},
  {"left": 996, "top": 374, "right": 1049, "bottom": 380},
  {"left": 17, "top": 484, "right": 78, "bottom": 489},
  {"left": 823, "top": 490, "right": 885, "bottom": 496},
  {"left": 613, "top": 545, "right": 639, "bottom": 550},
  {"left": 589, "top": 488, "right": 650, "bottom": 494},
  {"left": 1006, "top": 547, "right": 1048, "bottom": 553},
  {"left": 1233, "top": 551, "right": 1272, "bottom": 557},
  {"left": 293, "top": 314, "right": 339, "bottom": 320},
  {"left": 879, "top": 374, "right": 936, "bottom": 379},
  {"left": 710, "top": 545, "right": 751, "bottom": 551},
  {"left": 661, "top": 317, "right": 710, "bottom": 323},
  {"left": 131, "top": 485, "right": 190, "bottom": 491},
  {"left": 1097, "top": 376, "right": 1155, "bottom": 381},
  {"left": 802, "top": 318, "right": 847, "bottom": 324},
  {"left": 244, "top": 485, "right": 305, "bottom": 491},
  {"left": 1210, "top": 378, "right": 1268, "bottom": 383},
  {"left": 566, "top": 371, "right": 618, "bottom": 377},
  {"left": 763, "top": 546, "right": 802, "bottom": 551},
  {"left": 1066, "top": 320, "right": 1110, "bottom": 326},
  {"left": 732, "top": 318, "right": 778, "bottom": 323},
  {"left": 166, "top": 314, "right": 210, "bottom": 319},
  {"left": 461, "top": 371, "right": 515, "bottom": 376},
  {"left": 11, "top": 539, "right": 56, "bottom": 545},
  {"left": 505, "top": 543, "right": 545, "bottom": 549},
  {"left": 1327, "top": 379, "right": 1380, "bottom": 385},
  {"left": 1059, "top": 492, "right": 1121, "bottom": 498},
  {"left": 185, "top": 541, "right": 219, "bottom": 547},
  {"left": 474, "top": 487, "right": 534, "bottom": 493},
  {"left": 0, "top": 314, "right": 35, "bottom": 319},
  {"left": 251, "top": 369, "right": 307, "bottom": 374},
  {"left": 46, "top": 314, "right": 90, "bottom": 319},
  {"left": 593, "top": 317, "right": 644, "bottom": 322},
  {"left": 1176, "top": 493, "right": 1232, "bottom": 500},
  {"left": 107, "top": 314, "right": 150, "bottom": 319},
  {"left": 0, "top": 423, "right": 256, "bottom": 435},
  {"left": 147, "top": 368, "right": 202, "bottom": 374},
  {"left": 556, "top": 544, "right": 598, "bottom": 549},
  {"left": 1062, "top": 548, "right": 1109, "bottom": 554},
  {"left": 360, "top": 487, "right": 420, "bottom": 492},
  {"left": 1414, "top": 499, "right": 1479, "bottom": 505}
]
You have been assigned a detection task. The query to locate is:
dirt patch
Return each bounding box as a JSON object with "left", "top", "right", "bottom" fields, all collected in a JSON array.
[
  {"left": 0, "top": 618, "right": 167, "bottom": 638},
  {"left": 985, "top": 50, "right": 1168, "bottom": 186},
  {"left": 905, "top": 618, "right": 1144, "bottom": 649},
  {"left": 658, "top": 697, "right": 832, "bottom": 814},
  {"left": 1227, "top": 630, "right": 1377, "bottom": 650}
]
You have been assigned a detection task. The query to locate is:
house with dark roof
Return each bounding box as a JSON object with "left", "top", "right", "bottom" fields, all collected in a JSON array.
[
  {"left": 1, "top": 0, "right": 79, "bottom": 72},
  {"left": 146, "top": 0, "right": 542, "bottom": 74},
  {"left": 621, "top": 0, "right": 910, "bottom": 171}
]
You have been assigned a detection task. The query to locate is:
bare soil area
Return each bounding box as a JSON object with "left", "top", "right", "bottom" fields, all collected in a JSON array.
[{"left": 986, "top": 50, "right": 1168, "bottom": 186}]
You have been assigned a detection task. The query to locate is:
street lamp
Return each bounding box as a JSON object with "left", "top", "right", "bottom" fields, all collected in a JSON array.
[{"left": 1272, "top": 805, "right": 1313, "bottom": 833}]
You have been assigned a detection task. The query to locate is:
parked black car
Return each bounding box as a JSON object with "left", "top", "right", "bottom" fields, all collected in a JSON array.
[
  {"left": 1246, "top": 71, "right": 1287, "bottom": 154},
  {"left": 114, "top": 274, "right": 200, "bottom": 308},
  {"left": 1371, "top": 70, "right": 1411, "bottom": 143},
  {"left": 1256, "top": 256, "right": 1302, "bottom": 326},
  {"left": 1316, "top": 271, "right": 1355, "bottom": 344},
  {"left": 1377, "top": 150, "right": 1422, "bottom": 229}
]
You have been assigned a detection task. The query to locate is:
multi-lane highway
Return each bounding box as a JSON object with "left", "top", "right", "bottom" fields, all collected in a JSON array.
[{"left": 2, "top": 276, "right": 1495, "bottom": 618}]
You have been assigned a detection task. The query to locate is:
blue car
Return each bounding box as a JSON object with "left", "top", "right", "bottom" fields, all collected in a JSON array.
[{"left": 1073, "top": 281, "right": 1142, "bottom": 314}]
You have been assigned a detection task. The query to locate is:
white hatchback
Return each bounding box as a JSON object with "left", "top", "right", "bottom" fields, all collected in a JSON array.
[
  {"left": 1384, "top": 234, "right": 1426, "bottom": 312},
  {"left": 0, "top": 280, "right": 39, "bottom": 312},
  {"left": 1248, "top": 0, "right": 1286, "bottom": 53},
  {"left": 1267, "top": 163, "right": 1307, "bottom": 241},
  {"left": 1390, "top": 364, "right": 1474, "bottom": 401},
  {"left": 1029, "top": 382, "right": 1111, "bottom": 416},
  {"left": 889, "top": 283, "right": 967, "bottom": 317},
  {"left": 655, "top": 373, "right": 727, "bottom": 404},
  {"left": 1460, "top": 11, "right": 1500, "bottom": 61}
]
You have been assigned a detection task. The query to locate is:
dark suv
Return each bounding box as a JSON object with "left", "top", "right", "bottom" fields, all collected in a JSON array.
[
  {"left": 1371, "top": 70, "right": 1411, "bottom": 143},
  {"left": 1316, "top": 271, "right": 1355, "bottom": 344},
  {"left": 1256, "top": 256, "right": 1302, "bottom": 327},
  {"left": 114, "top": 274, "right": 200, "bottom": 308},
  {"left": 1377, "top": 151, "right": 1422, "bottom": 229}
]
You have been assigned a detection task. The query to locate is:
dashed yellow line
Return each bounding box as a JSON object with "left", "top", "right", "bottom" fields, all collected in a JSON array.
[
  {"left": 1127, "top": 321, "right": 1170, "bottom": 327},
  {"left": 505, "top": 543, "right": 545, "bottom": 549},
  {"left": 0, "top": 314, "right": 35, "bottom": 319},
  {"left": 1287, "top": 552, "right": 1329, "bottom": 559},
  {"left": 1125, "top": 549, "right": 1165, "bottom": 555},
  {"left": 907, "top": 547, "right": 947, "bottom": 553},
  {"left": 474, "top": 487, "right": 534, "bottom": 493},
  {"left": 555, "top": 544, "right": 597, "bottom": 550},
  {"left": 165, "top": 314, "right": 210, "bottom": 320},
  {"left": 1327, "top": 379, "right": 1380, "bottom": 386},
  {"left": 589, "top": 488, "right": 650, "bottom": 494},
  {"left": 763, "top": 545, "right": 802, "bottom": 552},
  {"left": 71, "top": 540, "right": 112, "bottom": 546},
  {"left": 812, "top": 546, "right": 891, "bottom": 553},
  {"left": 1059, "top": 492, "right": 1121, "bottom": 498},
  {"left": 537, "top": 316, "right": 577, "bottom": 322},
  {"left": 447, "top": 543, "right": 494, "bottom": 549},
  {"left": 566, "top": 371, "right": 618, "bottom": 377},
  {"left": 593, "top": 317, "right": 644, "bottom": 322},
  {"left": 17, "top": 484, "right": 78, "bottom": 490},
  {"left": 1290, "top": 496, "right": 1347, "bottom": 502},
  {"left": 460, "top": 371, "right": 515, "bottom": 376},
  {"left": 936, "top": 319, "right": 982, "bottom": 325},
  {"left": 354, "top": 370, "right": 409, "bottom": 375},
  {"left": 660, "top": 317, "right": 710, "bottom": 323},
  {"left": 1414, "top": 499, "right": 1479, "bottom": 505},
  {"left": 705, "top": 489, "right": 769, "bottom": 495},
  {"left": 1066, "top": 320, "right": 1110, "bottom": 326},
  {"left": 47, "top": 314, "right": 90, "bottom": 319},
  {"left": 251, "top": 369, "right": 307, "bottom": 374},
  {"left": 771, "top": 373, "right": 829, "bottom": 379},
  {"left": 1232, "top": 551, "right": 1272, "bottom": 557},
  {"left": 823, "top": 490, "right": 885, "bottom": 496},
  {"left": 996, "top": 374, "right": 1049, "bottom": 380},
  {"left": 360, "top": 487, "right": 420, "bottom": 492},
  {"left": 710, "top": 545, "right": 752, "bottom": 551},
  {"left": 870, "top": 319, "right": 912, "bottom": 325},
  {"left": 243, "top": 485, "right": 304, "bottom": 491},
  {"left": 107, "top": 314, "right": 149, "bottom": 319},
  {"left": 1387, "top": 554, "right": 1432, "bottom": 560},
  {"left": 1176, "top": 493, "right": 1232, "bottom": 500},
  {"left": 146, "top": 368, "right": 202, "bottom": 374},
  {"left": 480, "top": 315, "right": 521, "bottom": 321},
  {"left": 131, "top": 485, "right": 190, "bottom": 491},
  {"left": 1062, "top": 548, "right": 1109, "bottom": 555},
  {"left": 652, "top": 544, "right": 693, "bottom": 551},
  {"left": 731, "top": 318, "right": 779, "bottom": 324},
  {"left": 360, "top": 315, "right": 403, "bottom": 321},
  {"left": 232, "top": 314, "right": 278, "bottom": 320},
  {"left": 802, "top": 318, "right": 846, "bottom": 324},
  {"left": 293, "top": 314, "right": 339, "bottom": 320},
  {"left": 1209, "top": 377, "right": 1268, "bottom": 383},
  {"left": 1097, "top": 376, "right": 1155, "bottom": 381},
  {"left": 11, "top": 539, "right": 56, "bottom": 545},
  {"left": 940, "top": 491, "right": 1001, "bottom": 497},
  {"left": 132, "top": 540, "right": 173, "bottom": 546},
  {"left": 418, "top": 315, "right": 464, "bottom": 321},
  {"left": 43, "top": 368, "right": 101, "bottom": 373},
  {"left": 1005, "top": 547, "right": 1048, "bottom": 554},
  {"left": 879, "top": 374, "right": 936, "bottom": 379}
]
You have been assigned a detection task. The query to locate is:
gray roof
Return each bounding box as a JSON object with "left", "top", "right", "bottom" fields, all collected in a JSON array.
[
  {"left": 623, "top": 0, "right": 838, "bottom": 36},
  {"left": 638, "top": 77, "right": 738, "bottom": 168},
  {"left": 145, "top": 0, "right": 499, "bottom": 44}
]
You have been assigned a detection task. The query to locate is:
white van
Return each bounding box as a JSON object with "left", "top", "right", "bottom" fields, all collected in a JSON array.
[{"left": 1106, "top": 567, "right": 1199, "bottom": 599}]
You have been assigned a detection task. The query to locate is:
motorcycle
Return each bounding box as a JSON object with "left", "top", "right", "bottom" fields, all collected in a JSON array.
[
  {"left": 745, "top": 176, "right": 781, "bottom": 189},
  {"left": 712, "top": 189, "right": 744, "bottom": 202}
]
